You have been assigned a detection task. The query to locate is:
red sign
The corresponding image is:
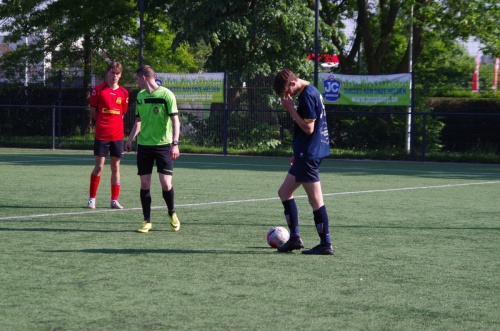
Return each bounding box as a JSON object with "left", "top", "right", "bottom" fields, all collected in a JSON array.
[
  {"left": 492, "top": 58, "right": 499, "bottom": 91},
  {"left": 307, "top": 54, "right": 339, "bottom": 63},
  {"left": 472, "top": 54, "right": 481, "bottom": 93}
]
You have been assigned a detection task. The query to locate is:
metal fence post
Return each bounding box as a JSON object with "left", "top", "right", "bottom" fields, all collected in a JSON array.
[
  {"left": 421, "top": 112, "right": 427, "bottom": 162},
  {"left": 58, "top": 70, "right": 62, "bottom": 148},
  {"left": 52, "top": 105, "right": 56, "bottom": 150},
  {"left": 409, "top": 71, "right": 416, "bottom": 160},
  {"left": 223, "top": 71, "right": 228, "bottom": 156}
]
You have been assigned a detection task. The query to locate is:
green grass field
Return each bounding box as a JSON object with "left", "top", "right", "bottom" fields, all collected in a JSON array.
[{"left": 0, "top": 149, "right": 499, "bottom": 331}]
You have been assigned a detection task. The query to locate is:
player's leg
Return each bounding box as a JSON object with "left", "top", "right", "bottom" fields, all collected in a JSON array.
[
  {"left": 159, "top": 172, "right": 180, "bottom": 232},
  {"left": 159, "top": 173, "right": 173, "bottom": 207},
  {"left": 139, "top": 173, "right": 153, "bottom": 217},
  {"left": 302, "top": 181, "right": 324, "bottom": 211},
  {"left": 301, "top": 181, "right": 333, "bottom": 255},
  {"left": 156, "top": 145, "right": 179, "bottom": 231},
  {"left": 278, "top": 172, "right": 301, "bottom": 236},
  {"left": 139, "top": 172, "right": 153, "bottom": 220},
  {"left": 137, "top": 145, "right": 154, "bottom": 233},
  {"left": 277, "top": 167, "right": 304, "bottom": 252},
  {"left": 91, "top": 156, "right": 106, "bottom": 177},
  {"left": 109, "top": 140, "right": 124, "bottom": 209},
  {"left": 87, "top": 139, "right": 108, "bottom": 208}
]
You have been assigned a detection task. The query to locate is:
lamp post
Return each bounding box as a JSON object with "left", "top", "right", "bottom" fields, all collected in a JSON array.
[
  {"left": 139, "top": 0, "right": 144, "bottom": 67},
  {"left": 314, "top": 0, "right": 319, "bottom": 87},
  {"left": 405, "top": 5, "right": 414, "bottom": 155}
]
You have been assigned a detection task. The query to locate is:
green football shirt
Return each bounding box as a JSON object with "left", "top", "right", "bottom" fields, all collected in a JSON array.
[{"left": 135, "top": 86, "right": 178, "bottom": 146}]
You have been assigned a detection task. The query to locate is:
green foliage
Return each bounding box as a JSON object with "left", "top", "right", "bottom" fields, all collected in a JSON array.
[
  {"left": 414, "top": 35, "right": 473, "bottom": 93},
  {"left": 425, "top": 97, "right": 500, "bottom": 154},
  {"left": 138, "top": 11, "right": 201, "bottom": 74},
  {"left": 309, "top": 0, "right": 500, "bottom": 76},
  {"left": 180, "top": 109, "right": 292, "bottom": 153},
  {"left": 0, "top": 0, "right": 201, "bottom": 85},
  {"left": 328, "top": 104, "right": 445, "bottom": 156},
  {"left": 168, "top": 0, "right": 332, "bottom": 77},
  {"left": 1, "top": 0, "right": 498, "bottom": 95}
]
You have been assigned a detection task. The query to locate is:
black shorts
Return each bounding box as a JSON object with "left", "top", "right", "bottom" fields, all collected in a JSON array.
[
  {"left": 136, "top": 144, "right": 173, "bottom": 176},
  {"left": 288, "top": 157, "right": 322, "bottom": 183},
  {"left": 94, "top": 139, "right": 124, "bottom": 157}
]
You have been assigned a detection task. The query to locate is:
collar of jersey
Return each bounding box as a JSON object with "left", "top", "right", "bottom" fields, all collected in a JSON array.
[{"left": 297, "top": 82, "right": 310, "bottom": 97}]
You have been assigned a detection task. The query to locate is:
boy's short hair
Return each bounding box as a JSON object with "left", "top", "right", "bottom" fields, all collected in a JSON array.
[
  {"left": 107, "top": 61, "right": 123, "bottom": 74},
  {"left": 273, "top": 69, "right": 297, "bottom": 96},
  {"left": 136, "top": 65, "right": 155, "bottom": 78}
]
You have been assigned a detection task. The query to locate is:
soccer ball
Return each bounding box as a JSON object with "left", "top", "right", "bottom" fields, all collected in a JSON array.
[{"left": 266, "top": 226, "right": 290, "bottom": 248}]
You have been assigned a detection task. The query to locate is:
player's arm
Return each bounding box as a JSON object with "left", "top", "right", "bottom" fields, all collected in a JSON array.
[
  {"left": 280, "top": 95, "right": 315, "bottom": 134},
  {"left": 171, "top": 114, "right": 180, "bottom": 143},
  {"left": 89, "top": 86, "right": 99, "bottom": 120},
  {"left": 122, "top": 90, "right": 130, "bottom": 119},
  {"left": 125, "top": 117, "right": 141, "bottom": 152},
  {"left": 170, "top": 114, "right": 180, "bottom": 160},
  {"left": 89, "top": 106, "right": 97, "bottom": 121}
]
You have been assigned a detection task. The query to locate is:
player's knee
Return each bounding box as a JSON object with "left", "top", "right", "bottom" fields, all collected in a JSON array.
[
  {"left": 278, "top": 188, "right": 290, "bottom": 201},
  {"left": 92, "top": 166, "right": 104, "bottom": 175}
]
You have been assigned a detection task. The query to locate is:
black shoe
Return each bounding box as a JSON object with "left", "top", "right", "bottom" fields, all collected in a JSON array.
[
  {"left": 277, "top": 237, "right": 304, "bottom": 253},
  {"left": 302, "top": 244, "right": 334, "bottom": 255}
]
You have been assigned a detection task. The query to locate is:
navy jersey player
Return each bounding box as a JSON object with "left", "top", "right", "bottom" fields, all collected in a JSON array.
[{"left": 272, "top": 69, "right": 333, "bottom": 255}]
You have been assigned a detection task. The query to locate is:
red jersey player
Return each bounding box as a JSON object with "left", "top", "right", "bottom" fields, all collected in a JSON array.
[{"left": 87, "top": 62, "right": 129, "bottom": 209}]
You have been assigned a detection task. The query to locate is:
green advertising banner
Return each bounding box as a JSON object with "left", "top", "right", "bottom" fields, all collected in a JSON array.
[
  {"left": 155, "top": 72, "right": 225, "bottom": 107},
  {"left": 319, "top": 73, "right": 411, "bottom": 106}
]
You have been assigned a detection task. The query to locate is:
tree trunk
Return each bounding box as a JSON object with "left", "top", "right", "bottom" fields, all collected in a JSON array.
[{"left": 82, "top": 34, "right": 93, "bottom": 135}]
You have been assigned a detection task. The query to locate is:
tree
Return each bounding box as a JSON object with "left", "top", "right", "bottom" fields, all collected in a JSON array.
[
  {"left": 0, "top": 0, "right": 138, "bottom": 88},
  {"left": 140, "top": 16, "right": 200, "bottom": 74},
  {"left": 168, "top": 1, "right": 335, "bottom": 78},
  {"left": 0, "top": 0, "right": 202, "bottom": 86},
  {"left": 475, "top": 2, "right": 500, "bottom": 57},
  {"left": 413, "top": 34, "right": 474, "bottom": 93},
  {"left": 315, "top": 0, "right": 500, "bottom": 75}
]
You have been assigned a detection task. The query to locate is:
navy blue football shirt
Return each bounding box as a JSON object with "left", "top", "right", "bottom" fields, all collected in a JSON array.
[{"left": 293, "top": 84, "right": 330, "bottom": 160}]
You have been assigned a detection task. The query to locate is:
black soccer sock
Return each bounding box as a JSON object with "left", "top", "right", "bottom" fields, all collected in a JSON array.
[
  {"left": 162, "top": 188, "right": 175, "bottom": 216},
  {"left": 282, "top": 199, "right": 300, "bottom": 238},
  {"left": 313, "top": 205, "right": 331, "bottom": 245},
  {"left": 140, "top": 189, "right": 152, "bottom": 221}
]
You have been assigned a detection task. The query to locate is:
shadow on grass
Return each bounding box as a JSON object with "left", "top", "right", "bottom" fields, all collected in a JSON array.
[
  {"left": 0, "top": 227, "right": 133, "bottom": 233},
  {"left": 1, "top": 224, "right": 499, "bottom": 233},
  {"left": 333, "top": 225, "right": 500, "bottom": 231},
  {"left": 0, "top": 205, "right": 99, "bottom": 209},
  {"left": 42, "top": 248, "right": 269, "bottom": 254}
]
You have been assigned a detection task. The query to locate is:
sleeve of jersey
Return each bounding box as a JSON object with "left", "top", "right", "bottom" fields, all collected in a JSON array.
[
  {"left": 89, "top": 87, "right": 99, "bottom": 108},
  {"left": 122, "top": 88, "right": 129, "bottom": 115},
  {"left": 135, "top": 97, "right": 141, "bottom": 118},
  {"left": 300, "top": 94, "right": 318, "bottom": 122},
  {"left": 166, "top": 89, "right": 178, "bottom": 115}
]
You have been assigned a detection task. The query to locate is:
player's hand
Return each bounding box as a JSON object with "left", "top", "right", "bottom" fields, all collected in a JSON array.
[
  {"left": 171, "top": 145, "right": 180, "bottom": 160},
  {"left": 125, "top": 141, "right": 132, "bottom": 152},
  {"left": 280, "top": 94, "right": 294, "bottom": 112}
]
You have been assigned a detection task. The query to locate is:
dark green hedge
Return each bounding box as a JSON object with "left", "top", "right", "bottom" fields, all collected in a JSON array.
[{"left": 427, "top": 98, "right": 500, "bottom": 153}]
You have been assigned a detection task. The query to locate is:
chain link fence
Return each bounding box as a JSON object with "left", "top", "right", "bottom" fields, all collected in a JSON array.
[{"left": 0, "top": 66, "right": 499, "bottom": 161}]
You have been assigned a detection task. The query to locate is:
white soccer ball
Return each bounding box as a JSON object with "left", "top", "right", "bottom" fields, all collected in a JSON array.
[{"left": 266, "top": 226, "right": 290, "bottom": 248}]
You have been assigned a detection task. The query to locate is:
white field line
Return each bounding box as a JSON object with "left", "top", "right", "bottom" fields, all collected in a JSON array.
[{"left": 1, "top": 180, "right": 499, "bottom": 221}]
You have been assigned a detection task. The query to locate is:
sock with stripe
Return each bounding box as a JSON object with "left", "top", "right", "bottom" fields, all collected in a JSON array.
[
  {"left": 282, "top": 199, "right": 300, "bottom": 238},
  {"left": 313, "top": 205, "right": 331, "bottom": 245}
]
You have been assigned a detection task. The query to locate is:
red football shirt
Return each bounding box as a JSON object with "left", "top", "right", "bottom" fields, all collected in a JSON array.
[{"left": 90, "top": 82, "right": 129, "bottom": 140}]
